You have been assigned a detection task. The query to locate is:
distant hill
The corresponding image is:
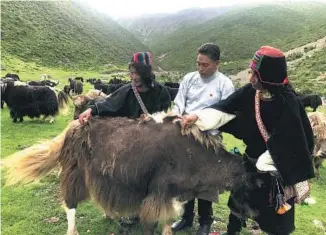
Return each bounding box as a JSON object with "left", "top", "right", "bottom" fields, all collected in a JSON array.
[
  {"left": 117, "top": 7, "right": 232, "bottom": 46},
  {"left": 0, "top": 1, "right": 149, "bottom": 69},
  {"left": 148, "top": 3, "right": 326, "bottom": 74}
]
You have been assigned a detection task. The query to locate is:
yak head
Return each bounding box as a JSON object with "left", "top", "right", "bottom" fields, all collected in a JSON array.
[{"left": 71, "top": 90, "right": 107, "bottom": 119}]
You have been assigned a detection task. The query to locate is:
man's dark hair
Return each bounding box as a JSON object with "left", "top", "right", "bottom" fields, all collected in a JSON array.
[
  {"left": 198, "top": 43, "right": 220, "bottom": 62},
  {"left": 129, "top": 62, "right": 155, "bottom": 87}
]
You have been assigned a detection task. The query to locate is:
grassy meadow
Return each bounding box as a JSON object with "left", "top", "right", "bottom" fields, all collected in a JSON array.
[{"left": 1, "top": 56, "right": 326, "bottom": 234}]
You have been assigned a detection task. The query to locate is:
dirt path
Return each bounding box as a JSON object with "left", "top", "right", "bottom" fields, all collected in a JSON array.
[{"left": 230, "top": 36, "right": 326, "bottom": 86}]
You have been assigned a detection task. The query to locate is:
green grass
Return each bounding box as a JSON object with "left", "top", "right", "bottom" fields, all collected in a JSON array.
[
  {"left": 289, "top": 47, "right": 326, "bottom": 96},
  {"left": 1, "top": 84, "right": 326, "bottom": 234}
]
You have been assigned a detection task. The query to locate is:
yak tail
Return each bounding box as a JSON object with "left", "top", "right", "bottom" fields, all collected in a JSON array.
[
  {"left": 57, "top": 90, "right": 70, "bottom": 115},
  {"left": 3, "top": 122, "right": 76, "bottom": 186}
]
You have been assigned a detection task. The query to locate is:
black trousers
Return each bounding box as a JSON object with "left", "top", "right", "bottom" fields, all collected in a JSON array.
[{"left": 182, "top": 198, "right": 213, "bottom": 225}]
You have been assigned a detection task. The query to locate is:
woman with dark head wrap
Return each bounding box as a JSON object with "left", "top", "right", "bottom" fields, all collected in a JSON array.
[
  {"left": 180, "top": 46, "right": 315, "bottom": 235},
  {"left": 79, "top": 52, "right": 171, "bottom": 124}
]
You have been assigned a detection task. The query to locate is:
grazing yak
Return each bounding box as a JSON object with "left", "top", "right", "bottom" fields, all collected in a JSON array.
[
  {"left": 68, "top": 78, "right": 83, "bottom": 95},
  {"left": 298, "top": 94, "right": 323, "bottom": 111},
  {"left": 71, "top": 90, "right": 107, "bottom": 119},
  {"left": 27, "top": 80, "right": 59, "bottom": 87},
  {"left": 165, "top": 86, "right": 179, "bottom": 100},
  {"left": 86, "top": 78, "right": 98, "bottom": 84},
  {"left": 308, "top": 112, "right": 326, "bottom": 179},
  {"left": 4, "top": 114, "right": 253, "bottom": 235},
  {"left": 5, "top": 73, "right": 20, "bottom": 81},
  {"left": 164, "top": 82, "right": 180, "bottom": 88},
  {"left": 1, "top": 81, "right": 69, "bottom": 123},
  {"left": 93, "top": 82, "right": 126, "bottom": 95},
  {"left": 108, "top": 77, "right": 129, "bottom": 85}
]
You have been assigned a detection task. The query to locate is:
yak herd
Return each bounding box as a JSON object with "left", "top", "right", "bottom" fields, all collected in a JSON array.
[{"left": 1, "top": 72, "right": 326, "bottom": 235}]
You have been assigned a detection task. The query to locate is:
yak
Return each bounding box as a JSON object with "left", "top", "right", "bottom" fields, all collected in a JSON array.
[
  {"left": 4, "top": 113, "right": 254, "bottom": 235},
  {"left": 308, "top": 112, "right": 326, "bottom": 179},
  {"left": 5, "top": 73, "right": 20, "bottom": 81},
  {"left": 164, "top": 82, "right": 180, "bottom": 89},
  {"left": 27, "top": 79, "right": 59, "bottom": 87},
  {"left": 68, "top": 78, "right": 83, "bottom": 95},
  {"left": 71, "top": 90, "right": 107, "bottom": 119},
  {"left": 299, "top": 94, "right": 323, "bottom": 111},
  {"left": 1, "top": 81, "right": 69, "bottom": 123}
]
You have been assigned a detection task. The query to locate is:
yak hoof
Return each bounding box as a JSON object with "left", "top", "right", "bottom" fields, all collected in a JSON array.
[
  {"left": 66, "top": 228, "right": 79, "bottom": 235},
  {"left": 162, "top": 224, "right": 173, "bottom": 235}
]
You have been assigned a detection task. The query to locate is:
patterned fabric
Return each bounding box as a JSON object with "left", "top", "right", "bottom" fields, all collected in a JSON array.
[
  {"left": 131, "top": 82, "right": 149, "bottom": 115},
  {"left": 254, "top": 91, "right": 270, "bottom": 142},
  {"left": 131, "top": 52, "right": 152, "bottom": 66}
]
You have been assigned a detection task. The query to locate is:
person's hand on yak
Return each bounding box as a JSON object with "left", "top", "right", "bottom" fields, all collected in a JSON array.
[
  {"left": 79, "top": 108, "right": 92, "bottom": 124},
  {"left": 180, "top": 114, "right": 199, "bottom": 131}
]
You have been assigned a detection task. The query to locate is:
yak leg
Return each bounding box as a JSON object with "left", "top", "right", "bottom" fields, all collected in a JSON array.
[
  {"left": 10, "top": 110, "right": 17, "bottom": 122},
  {"left": 49, "top": 115, "right": 55, "bottom": 123},
  {"left": 41, "top": 115, "right": 48, "bottom": 122},
  {"left": 63, "top": 206, "right": 79, "bottom": 235},
  {"left": 143, "top": 223, "right": 157, "bottom": 235},
  {"left": 140, "top": 194, "right": 180, "bottom": 235},
  {"left": 61, "top": 165, "right": 89, "bottom": 235},
  {"left": 162, "top": 221, "right": 173, "bottom": 235}
]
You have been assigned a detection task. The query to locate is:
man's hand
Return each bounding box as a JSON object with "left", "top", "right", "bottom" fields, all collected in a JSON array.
[
  {"left": 180, "top": 114, "right": 199, "bottom": 131},
  {"left": 79, "top": 108, "right": 92, "bottom": 124}
]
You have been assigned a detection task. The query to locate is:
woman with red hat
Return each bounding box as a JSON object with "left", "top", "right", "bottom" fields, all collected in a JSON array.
[{"left": 180, "top": 46, "right": 315, "bottom": 235}]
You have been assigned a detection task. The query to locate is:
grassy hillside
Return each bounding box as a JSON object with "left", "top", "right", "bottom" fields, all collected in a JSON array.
[
  {"left": 0, "top": 1, "right": 149, "bottom": 70},
  {"left": 289, "top": 47, "right": 326, "bottom": 95},
  {"left": 150, "top": 3, "right": 326, "bottom": 74}
]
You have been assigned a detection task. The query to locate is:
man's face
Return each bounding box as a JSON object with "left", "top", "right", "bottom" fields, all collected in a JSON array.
[
  {"left": 129, "top": 68, "right": 143, "bottom": 87},
  {"left": 196, "top": 53, "right": 218, "bottom": 78},
  {"left": 249, "top": 69, "right": 263, "bottom": 90}
]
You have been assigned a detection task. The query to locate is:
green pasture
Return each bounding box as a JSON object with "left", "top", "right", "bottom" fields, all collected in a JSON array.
[{"left": 1, "top": 64, "right": 326, "bottom": 234}]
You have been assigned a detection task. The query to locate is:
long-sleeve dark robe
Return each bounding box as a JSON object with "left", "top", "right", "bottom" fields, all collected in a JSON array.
[
  {"left": 210, "top": 83, "right": 315, "bottom": 234},
  {"left": 211, "top": 83, "right": 314, "bottom": 186},
  {"left": 88, "top": 81, "right": 171, "bottom": 118}
]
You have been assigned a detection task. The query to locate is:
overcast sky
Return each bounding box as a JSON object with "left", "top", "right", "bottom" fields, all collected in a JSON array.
[{"left": 79, "top": 0, "right": 326, "bottom": 19}]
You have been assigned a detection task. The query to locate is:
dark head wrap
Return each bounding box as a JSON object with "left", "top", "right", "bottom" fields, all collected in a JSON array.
[{"left": 250, "top": 46, "right": 288, "bottom": 86}]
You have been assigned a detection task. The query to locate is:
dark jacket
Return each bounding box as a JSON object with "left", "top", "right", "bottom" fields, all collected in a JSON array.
[
  {"left": 88, "top": 81, "right": 171, "bottom": 118},
  {"left": 211, "top": 83, "right": 315, "bottom": 186}
]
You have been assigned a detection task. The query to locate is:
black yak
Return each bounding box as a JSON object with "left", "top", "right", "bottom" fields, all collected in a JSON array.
[
  {"left": 27, "top": 80, "right": 59, "bottom": 87},
  {"left": 5, "top": 73, "right": 20, "bottom": 81},
  {"left": 108, "top": 77, "right": 129, "bottom": 85},
  {"left": 68, "top": 78, "right": 83, "bottom": 95},
  {"left": 165, "top": 86, "right": 179, "bottom": 100},
  {"left": 1, "top": 81, "right": 69, "bottom": 123},
  {"left": 93, "top": 82, "right": 126, "bottom": 95},
  {"left": 4, "top": 114, "right": 249, "bottom": 235},
  {"left": 164, "top": 82, "right": 180, "bottom": 88},
  {"left": 298, "top": 94, "right": 323, "bottom": 111}
]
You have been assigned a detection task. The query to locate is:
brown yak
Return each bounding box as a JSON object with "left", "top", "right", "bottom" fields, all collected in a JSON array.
[
  {"left": 308, "top": 112, "right": 326, "bottom": 179},
  {"left": 71, "top": 89, "right": 107, "bottom": 119},
  {"left": 4, "top": 114, "right": 250, "bottom": 235}
]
